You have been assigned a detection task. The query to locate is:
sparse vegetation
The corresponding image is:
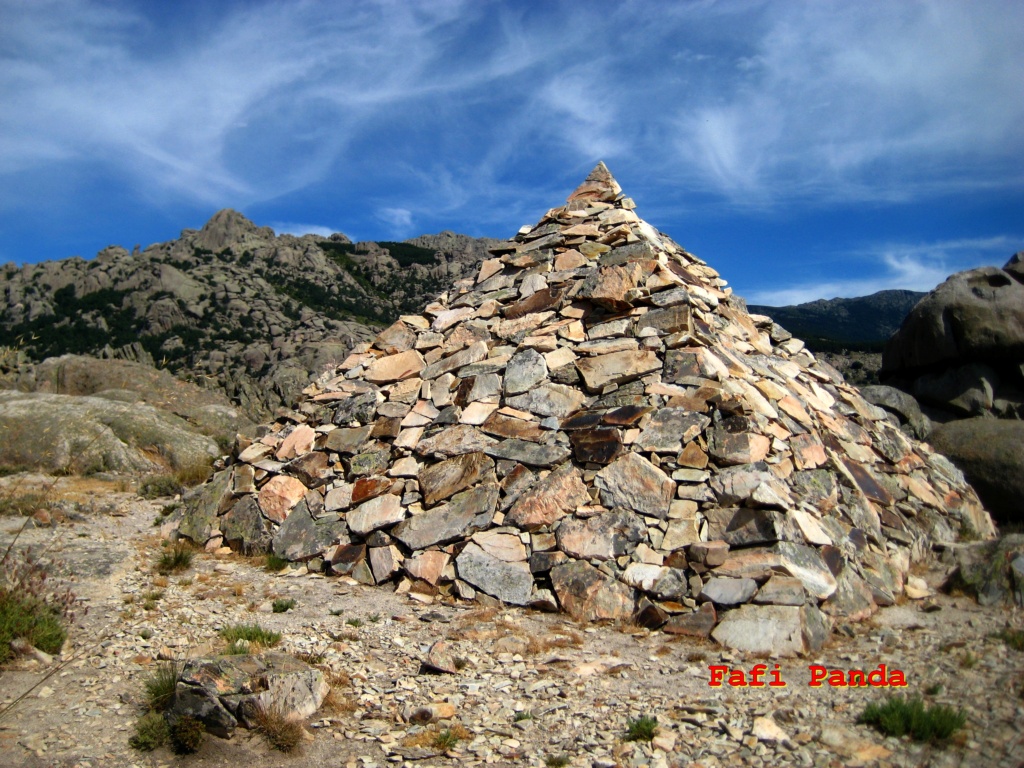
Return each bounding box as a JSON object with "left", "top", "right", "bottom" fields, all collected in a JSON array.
[
  {"left": 0, "top": 490, "right": 52, "bottom": 517},
  {"left": 545, "top": 755, "right": 571, "bottom": 768},
  {"left": 219, "top": 622, "right": 281, "bottom": 649},
  {"left": 156, "top": 541, "right": 194, "bottom": 574},
  {"left": 139, "top": 463, "right": 204, "bottom": 497},
  {"left": 625, "top": 715, "right": 659, "bottom": 742},
  {"left": 174, "top": 461, "right": 212, "bottom": 488},
  {"left": 514, "top": 710, "right": 533, "bottom": 722},
  {"left": 858, "top": 696, "right": 965, "bottom": 743},
  {"left": 272, "top": 598, "right": 296, "bottom": 613},
  {"left": 294, "top": 648, "right": 326, "bottom": 665},
  {"left": 170, "top": 714, "right": 205, "bottom": 753},
  {"left": 0, "top": 545, "right": 78, "bottom": 664},
  {"left": 139, "top": 474, "right": 183, "bottom": 499},
  {"left": 401, "top": 724, "right": 471, "bottom": 753},
  {"left": 144, "top": 660, "right": 180, "bottom": 711},
  {"left": 995, "top": 628, "right": 1024, "bottom": 652},
  {"left": 960, "top": 651, "right": 978, "bottom": 669},
  {"left": 252, "top": 702, "right": 305, "bottom": 752},
  {"left": 129, "top": 711, "right": 170, "bottom": 751},
  {"left": 345, "top": 617, "right": 363, "bottom": 628}
]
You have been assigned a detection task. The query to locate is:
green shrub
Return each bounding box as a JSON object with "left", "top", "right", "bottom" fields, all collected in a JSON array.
[
  {"left": 0, "top": 547, "right": 77, "bottom": 664},
  {"left": 170, "top": 714, "right": 204, "bottom": 753},
  {"left": 625, "top": 715, "right": 659, "bottom": 742},
  {"left": 144, "top": 660, "right": 179, "bottom": 711},
  {"left": 433, "top": 728, "right": 461, "bottom": 751},
  {"left": 272, "top": 598, "right": 296, "bottom": 613},
  {"left": 139, "top": 474, "right": 183, "bottom": 499},
  {"left": 858, "top": 696, "right": 965, "bottom": 743},
  {"left": 156, "top": 541, "right": 194, "bottom": 574},
  {"left": 129, "top": 711, "right": 169, "bottom": 751},
  {"left": 0, "top": 592, "right": 66, "bottom": 663},
  {"left": 224, "top": 639, "right": 251, "bottom": 655},
  {"left": 995, "top": 628, "right": 1024, "bottom": 652},
  {"left": 265, "top": 554, "right": 289, "bottom": 572},
  {"left": 219, "top": 623, "right": 281, "bottom": 649},
  {"left": 545, "top": 756, "right": 570, "bottom": 768}
]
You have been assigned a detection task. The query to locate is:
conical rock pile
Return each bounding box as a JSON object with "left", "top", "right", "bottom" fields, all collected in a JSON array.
[{"left": 179, "top": 163, "right": 995, "bottom": 655}]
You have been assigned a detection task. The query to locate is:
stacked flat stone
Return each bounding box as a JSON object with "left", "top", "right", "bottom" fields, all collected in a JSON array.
[{"left": 179, "top": 163, "right": 995, "bottom": 655}]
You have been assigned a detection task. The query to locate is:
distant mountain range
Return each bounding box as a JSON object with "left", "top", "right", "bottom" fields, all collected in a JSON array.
[
  {"left": 0, "top": 210, "right": 499, "bottom": 418},
  {"left": 0, "top": 210, "right": 928, "bottom": 422},
  {"left": 748, "top": 289, "right": 926, "bottom": 351}
]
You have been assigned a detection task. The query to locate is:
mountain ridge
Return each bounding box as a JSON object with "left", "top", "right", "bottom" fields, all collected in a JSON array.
[
  {"left": 0, "top": 210, "right": 500, "bottom": 419},
  {"left": 748, "top": 289, "right": 925, "bottom": 351}
]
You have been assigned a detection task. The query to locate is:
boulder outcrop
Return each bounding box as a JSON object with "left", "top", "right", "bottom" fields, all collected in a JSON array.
[
  {"left": 0, "top": 390, "right": 221, "bottom": 474},
  {"left": 178, "top": 163, "right": 994, "bottom": 654},
  {"left": 881, "top": 253, "right": 1024, "bottom": 420},
  {"left": 878, "top": 253, "right": 1024, "bottom": 522},
  {"left": 928, "top": 419, "right": 1024, "bottom": 524}
]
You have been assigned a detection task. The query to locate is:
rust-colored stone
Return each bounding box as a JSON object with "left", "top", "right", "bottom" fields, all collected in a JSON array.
[{"left": 569, "top": 428, "right": 623, "bottom": 464}]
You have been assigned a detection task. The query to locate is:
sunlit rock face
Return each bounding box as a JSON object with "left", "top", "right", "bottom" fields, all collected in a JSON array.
[{"left": 180, "top": 162, "right": 994, "bottom": 654}]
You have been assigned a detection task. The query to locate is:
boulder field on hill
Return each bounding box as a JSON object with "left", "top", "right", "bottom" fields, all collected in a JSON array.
[
  {"left": 0, "top": 209, "right": 499, "bottom": 420},
  {"left": 177, "top": 163, "right": 994, "bottom": 656}
]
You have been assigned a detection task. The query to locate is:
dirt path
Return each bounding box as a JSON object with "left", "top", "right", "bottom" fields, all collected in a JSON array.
[{"left": 1, "top": 476, "right": 1022, "bottom": 768}]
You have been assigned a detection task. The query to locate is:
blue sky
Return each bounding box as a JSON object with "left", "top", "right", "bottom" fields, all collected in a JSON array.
[{"left": 1, "top": 0, "right": 1022, "bottom": 305}]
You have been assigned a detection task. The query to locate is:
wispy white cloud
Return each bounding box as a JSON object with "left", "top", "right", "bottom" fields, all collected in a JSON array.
[
  {"left": 377, "top": 207, "right": 414, "bottom": 231},
  {"left": 744, "top": 236, "right": 1023, "bottom": 306},
  {"left": 0, "top": 0, "right": 1021, "bottom": 245},
  {"left": 671, "top": 2, "right": 1024, "bottom": 204},
  {"left": 270, "top": 222, "right": 339, "bottom": 239}
]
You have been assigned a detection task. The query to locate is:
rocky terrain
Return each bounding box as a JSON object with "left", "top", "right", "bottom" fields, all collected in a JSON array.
[
  {"left": 0, "top": 166, "right": 1022, "bottom": 768},
  {"left": 0, "top": 354, "right": 252, "bottom": 475},
  {"left": 171, "top": 164, "right": 993, "bottom": 672},
  {"left": 866, "top": 253, "right": 1024, "bottom": 524},
  {"left": 0, "top": 212, "right": 499, "bottom": 419},
  {"left": 0, "top": 475, "right": 1022, "bottom": 768}
]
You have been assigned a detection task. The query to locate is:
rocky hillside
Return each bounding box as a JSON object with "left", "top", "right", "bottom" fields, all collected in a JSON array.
[
  {"left": 0, "top": 210, "right": 499, "bottom": 419},
  {"left": 748, "top": 289, "right": 925, "bottom": 351}
]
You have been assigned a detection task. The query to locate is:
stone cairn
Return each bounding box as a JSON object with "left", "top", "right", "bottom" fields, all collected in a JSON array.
[{"left": 179, "top": 163, "right": 995, "bottom": 655}]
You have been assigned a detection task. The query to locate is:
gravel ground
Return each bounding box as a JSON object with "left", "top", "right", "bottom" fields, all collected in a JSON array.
[{"left": 1, "top": 475, "right": 1022, "bottom": 768}]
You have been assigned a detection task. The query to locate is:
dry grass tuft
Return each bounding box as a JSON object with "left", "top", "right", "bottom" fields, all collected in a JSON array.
[
  {"left": 402, "top": 723, "right": 471, "bottom": 752},
  {"left": 455, "top": 607, "right": 498, "bottom": 626},
  {"left": 321, "top": 687, "right": 358, "bottom": 715},
  {"left": 252, "top": 702, "right": 306, "bottom": 752}
]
